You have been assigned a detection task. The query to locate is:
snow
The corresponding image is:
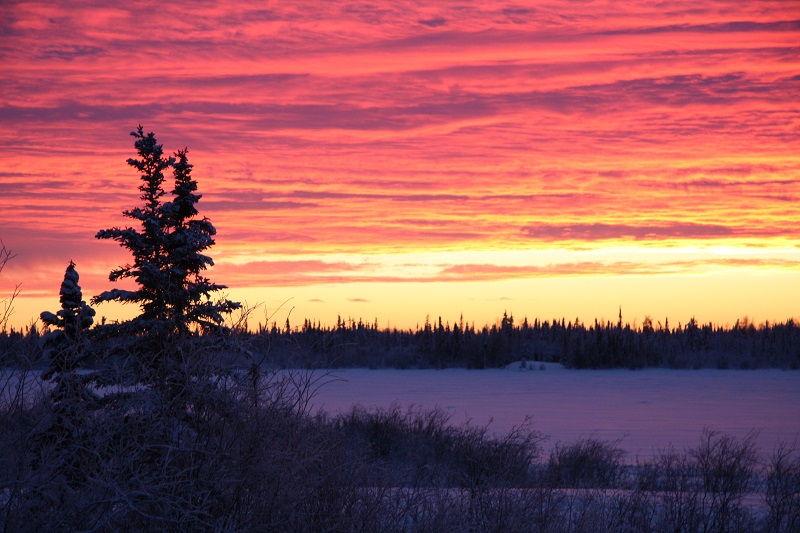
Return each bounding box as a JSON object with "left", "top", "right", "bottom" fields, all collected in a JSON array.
[{"left": 308, "top": 363, "right": 800, "bottom": 460}]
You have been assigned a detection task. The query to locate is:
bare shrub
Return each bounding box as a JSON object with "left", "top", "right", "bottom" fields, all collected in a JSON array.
[
  {"left": 637, "top": 445, "right": 705, "bottom": 532},
  {"left": 454, "top": 416, "right": 541, "bottom": 488},
  {"left": 691, "top": 428, "right": 759, "bottom": 532},
  {"left": 546, "top": 436, "right": 626, "bottom": 488},
  {"left": 764, "top": 441, "right": 800, "bottom": 533},
  {"left": 335, "top": 404, "right": 541, "bottom": 491},
  {"left": 335, "top": 403, "right": 452, "bottom": 485},
  {"left": 0, "top": 240, "right": 18, "bottom": 333}
]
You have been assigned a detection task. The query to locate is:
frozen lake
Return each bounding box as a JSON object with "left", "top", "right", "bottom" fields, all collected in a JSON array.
[{"left": 309, "top": 363, "right": 800, "bottom": 460}]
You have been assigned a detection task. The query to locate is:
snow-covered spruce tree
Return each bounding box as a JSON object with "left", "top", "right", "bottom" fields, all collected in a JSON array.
[
  {"left": 40, "top": 260, "right": 96, "bottom": 383},
  {"left": 92, "top": 126, "right": 240, "bottom": 376},
  {"left": 161, "top": 147, "right": 240, "bottom": 333},
  {"left": 38, "top": 261, "right": 98, "bottom": 486},
  {"left": 93, "top": 126, "right": 174, "bottom": 337}
]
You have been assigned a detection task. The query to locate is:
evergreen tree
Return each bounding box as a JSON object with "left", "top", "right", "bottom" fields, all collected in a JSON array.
[
  {"left": 93, "top": 126, "right": 174, "bottom": 335},
  {"left": 39, "top": 261, "right": 97, "bottom": 484},
  {"left": 40, "top": 260, "right": 96, "bottom": 381},
  {"left": 162, "top": 148, "right": 240, "bottom": 333},
  {"left": 92, "top": 126, "right": 240, "bottom": 339}
]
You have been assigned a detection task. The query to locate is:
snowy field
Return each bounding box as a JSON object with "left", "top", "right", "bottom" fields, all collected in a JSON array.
[{"left": 309, "top": 363, "right": 800, "bottom": 460}]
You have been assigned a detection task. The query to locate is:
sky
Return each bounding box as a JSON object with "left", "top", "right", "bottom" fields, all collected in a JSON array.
[{"left": 1, "top": 1, "right": 799, "bottom": 332}]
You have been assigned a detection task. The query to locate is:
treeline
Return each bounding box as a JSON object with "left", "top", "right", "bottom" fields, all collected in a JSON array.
[
  {"left": 3, "top": 311, "right": 799, "bottom": 370},
  {"left": 229, "top": 311, "right": 800, "bottom": 370}
]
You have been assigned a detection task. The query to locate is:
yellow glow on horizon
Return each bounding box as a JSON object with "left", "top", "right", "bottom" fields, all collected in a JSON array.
[
  {"left": 221, "top": 269, "right": 800, "bottom": 332},
  {"left": 11, "top": 267, "right": 799, "bottom": 334}
]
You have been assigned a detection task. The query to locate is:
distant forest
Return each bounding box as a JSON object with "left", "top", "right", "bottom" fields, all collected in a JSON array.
[
  {"left": 5, "top": 310, "right": 797, "bottom": 370},
  {"left": 240, "top": 311, "right": 800, "bottom": 370}
]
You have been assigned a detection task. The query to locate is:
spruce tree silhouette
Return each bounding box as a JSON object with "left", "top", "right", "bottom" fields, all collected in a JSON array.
[
  {"left": 40, "top": 260, "right": 95, "bottom": 380},
  {"left": 92, "top": 126, "right": 240, "bottom": 385},
  {"left": 93, "top": 126, "right": 239, "bottom": 338},
  {"left": 39, "top": 261, "right": 98, "bottom": 486}
]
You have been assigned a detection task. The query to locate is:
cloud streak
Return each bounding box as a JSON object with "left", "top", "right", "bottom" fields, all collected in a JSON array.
[{"left": 208, "top": 253, "right": 800, "bottom": 287}]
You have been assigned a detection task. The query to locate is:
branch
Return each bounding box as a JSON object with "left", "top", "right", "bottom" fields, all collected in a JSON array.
[{"left": 0, "top": 240, "right": 19, "bottom": 330}]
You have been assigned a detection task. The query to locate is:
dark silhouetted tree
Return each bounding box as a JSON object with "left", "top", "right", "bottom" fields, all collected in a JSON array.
[
  {"left": 92, "top": 126, "right": 174, "bottom": 336},
  {"left": 92, "top": 126, "right": 240, "bottom": 392},
  {"left": 161, "top": 148, "right": 240, "bottom": 334},
  {"left": 40, "top": 260, "right": 96, "bottom": 382},
  {"left": 93, "top": 126, "right": 240, "bottom": 339},
  {"left": 39, "top": 261, "right": 98, "bottom": 485}
]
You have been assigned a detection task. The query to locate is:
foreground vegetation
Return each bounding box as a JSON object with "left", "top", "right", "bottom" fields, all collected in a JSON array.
[{"left": 1, "top": 358, "right": 799, "bottom": 532}]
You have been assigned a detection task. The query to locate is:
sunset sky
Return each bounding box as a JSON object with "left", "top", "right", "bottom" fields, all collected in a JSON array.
[{"left": 2, "top": 1, "right": 799, "bottom": 331}]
